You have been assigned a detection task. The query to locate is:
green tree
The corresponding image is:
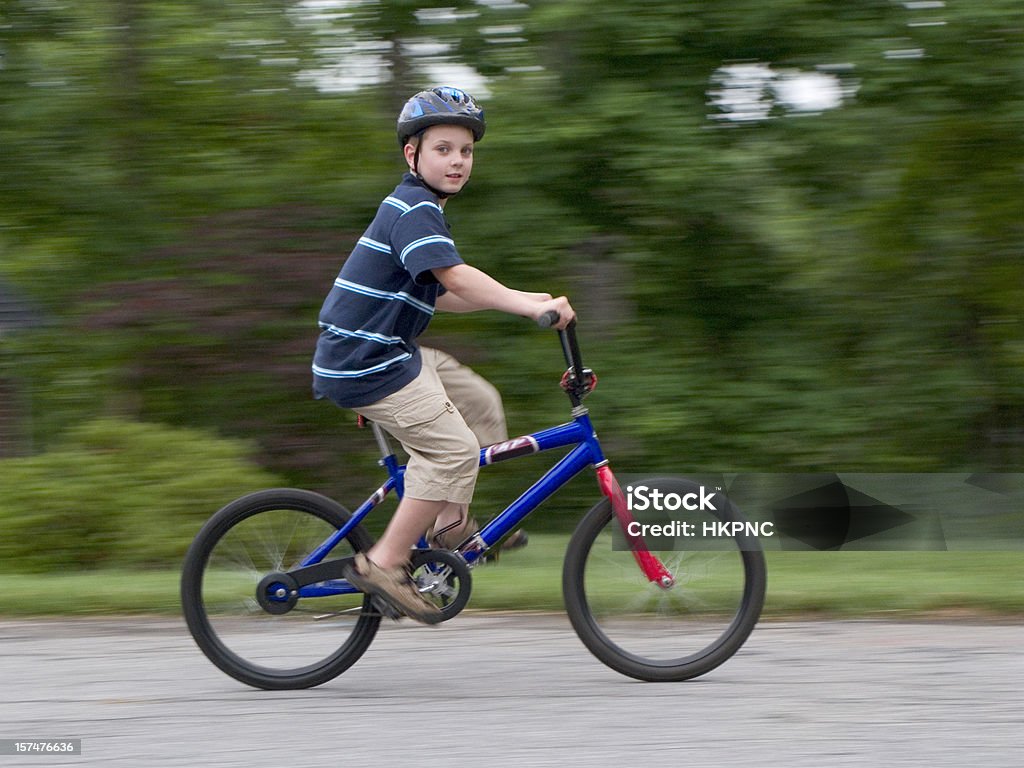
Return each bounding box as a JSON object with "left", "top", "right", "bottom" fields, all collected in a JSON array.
[{"left": 2, "top": 1, "right": 1022, "bottom": 535}]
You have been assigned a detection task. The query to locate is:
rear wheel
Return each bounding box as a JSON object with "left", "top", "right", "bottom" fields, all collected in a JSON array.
[
  {"left": 181, "top": 489, "right": 380, "bottom": 689},
  {"left": 563, "top": 487, "right": 766, "bottom": 682}
]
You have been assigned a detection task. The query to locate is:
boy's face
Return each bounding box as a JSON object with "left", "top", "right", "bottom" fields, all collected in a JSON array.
[{"left": 405, "top": 124, "right": 475, "bottom": 198}]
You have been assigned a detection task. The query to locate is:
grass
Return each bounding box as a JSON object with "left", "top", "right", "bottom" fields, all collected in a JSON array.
[{"left": 1, "top": 535, "right": 1021, "bottom": 618}]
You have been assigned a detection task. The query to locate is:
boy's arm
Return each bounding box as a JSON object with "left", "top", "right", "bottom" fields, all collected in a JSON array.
[
  {"left": 435, "top": 286, "right": 551, "bottom": 313},
  {"left": 434, "top": 289, "right": 488, "bottom": 313},
  {"left": 432, "top": 264, "right": 574, "bottom": 328}
]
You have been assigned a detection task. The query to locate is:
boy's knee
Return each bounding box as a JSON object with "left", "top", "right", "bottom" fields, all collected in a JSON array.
[
  {"left": 422, "top": 412, "right": 480, "bottom": 486},
  {"left": 465, "top": 380, "right": 507, "bottom": 445}
]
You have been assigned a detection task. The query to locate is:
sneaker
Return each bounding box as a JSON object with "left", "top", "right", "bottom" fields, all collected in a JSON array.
[{"left": 344, "top": 553, "right": 443, "bottom": 625}]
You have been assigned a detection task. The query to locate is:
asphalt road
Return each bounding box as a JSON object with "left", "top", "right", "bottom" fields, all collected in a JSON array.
[{"left": 0, "top": 615, "right": 1020, "bottom": 767}]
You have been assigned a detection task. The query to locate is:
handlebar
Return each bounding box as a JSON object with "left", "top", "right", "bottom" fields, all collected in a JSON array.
[{"left": 537, "top": 309, "right": 561, "bottom": 328}]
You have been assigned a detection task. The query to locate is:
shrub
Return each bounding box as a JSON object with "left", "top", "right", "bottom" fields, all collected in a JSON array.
[{"left": 0, "top": 418, "right": 281, "bottom": 572}]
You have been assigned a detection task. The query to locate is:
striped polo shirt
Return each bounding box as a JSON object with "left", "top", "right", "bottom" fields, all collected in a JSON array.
[{"left": 312, "top": 173, "right": 465, "bottom": 408}]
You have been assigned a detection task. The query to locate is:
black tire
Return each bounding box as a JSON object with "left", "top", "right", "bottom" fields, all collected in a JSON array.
[
  {"left": 181, "top": 488, "right": 380, "bottom": 689},
  {"left": 563, "top": 486, "right": 766, "bottom": 682}
]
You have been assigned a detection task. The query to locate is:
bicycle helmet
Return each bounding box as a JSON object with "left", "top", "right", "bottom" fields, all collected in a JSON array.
[{"left": 397, "top": 86, "right": 486, "bottom": 147}]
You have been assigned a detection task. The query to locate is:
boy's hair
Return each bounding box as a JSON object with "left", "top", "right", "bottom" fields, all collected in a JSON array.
[{"left": 397, "top": 87, "right": 486, "bottom": 147}]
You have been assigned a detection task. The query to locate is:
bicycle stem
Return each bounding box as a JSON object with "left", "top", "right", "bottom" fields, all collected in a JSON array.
[{"left": 557, "top": 319, "right": 590, "bottom": 408}]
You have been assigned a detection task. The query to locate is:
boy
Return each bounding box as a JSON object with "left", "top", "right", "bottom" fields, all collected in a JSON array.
[{"left": 312, "top": 87, "right": 574, "bottom": 623}]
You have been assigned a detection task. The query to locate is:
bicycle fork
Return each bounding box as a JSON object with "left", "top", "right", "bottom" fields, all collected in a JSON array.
[{"left": 595, "top": 464, "right": 675, "bottom": 589}]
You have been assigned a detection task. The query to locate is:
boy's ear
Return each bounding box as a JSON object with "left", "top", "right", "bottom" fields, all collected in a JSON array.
[{"left": 403, "top": 141, "right": 417, "bottom": 171}]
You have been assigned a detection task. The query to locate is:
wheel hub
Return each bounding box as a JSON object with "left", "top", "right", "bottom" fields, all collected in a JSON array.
[{"left": 256, "top": 571, "right": 299, "bottom": 615}]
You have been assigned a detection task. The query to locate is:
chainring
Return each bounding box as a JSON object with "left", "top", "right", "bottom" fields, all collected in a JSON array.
[{"left": 409, "top": 548, "right": 472, "bottom": 621}]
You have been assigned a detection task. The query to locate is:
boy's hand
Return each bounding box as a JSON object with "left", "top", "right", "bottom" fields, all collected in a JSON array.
[{"left": 535, "top": 296, "right": 575, "bottom": 330}]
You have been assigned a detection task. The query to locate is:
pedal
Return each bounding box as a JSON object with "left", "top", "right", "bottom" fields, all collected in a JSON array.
[{"left": 370, "top": 595, "right": 404, "bottom": 621}]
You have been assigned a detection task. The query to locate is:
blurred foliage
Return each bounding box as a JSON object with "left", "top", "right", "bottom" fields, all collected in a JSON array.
[
  {"left": 0, "top": 418, "right": 282, "bottom": 572},
  {"left": 1, "top": 1, "right": 1022, "bottom": 532}
]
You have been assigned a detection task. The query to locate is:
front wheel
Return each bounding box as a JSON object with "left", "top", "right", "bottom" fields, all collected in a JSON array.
[
  {"left": 563, "top": 487, "right": 766, "bottom": 682},
  {"left": 181, "top": 488, "right": 380, "bottom": 689}
]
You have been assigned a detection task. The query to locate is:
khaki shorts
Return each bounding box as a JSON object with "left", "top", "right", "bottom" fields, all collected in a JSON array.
[{"left": 353, "top": 348, "right": 507, "bottom": 505}]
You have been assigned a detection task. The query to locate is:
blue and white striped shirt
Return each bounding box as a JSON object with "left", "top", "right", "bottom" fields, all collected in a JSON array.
[{"left": 312, "top": 174, "right": 464, "bottom": 407}]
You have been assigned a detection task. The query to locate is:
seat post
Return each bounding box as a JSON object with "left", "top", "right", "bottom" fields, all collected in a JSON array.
[{"left": 370, "top": 421, "right": 395, "bottom": 461}]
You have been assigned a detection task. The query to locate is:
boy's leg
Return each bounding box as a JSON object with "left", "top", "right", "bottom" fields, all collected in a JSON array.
[
  {"left": 422, "top": 347, "right": 508, "bottom": 446},
  {"left": 366, "top": 497, "right": 462, "bottom": 570},
  {"left": 344, "top": 494, "right": 467, "bottom": 624},
  {"left": 412, "top": 348, "right": 500, "bottom": 545},
  {"left": 347, "top": 361, "right": 479, "bottom": 623},
  {"left": 420, "top": 348, "right": 526, "bottom": 551},
  {"left": 353, "top": 357, "right": 480, "bottom": 565}
]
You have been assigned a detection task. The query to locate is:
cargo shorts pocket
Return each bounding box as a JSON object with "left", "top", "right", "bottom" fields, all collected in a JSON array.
[{"left": 392, "top": 393, "right": 457, "bottom": 435}]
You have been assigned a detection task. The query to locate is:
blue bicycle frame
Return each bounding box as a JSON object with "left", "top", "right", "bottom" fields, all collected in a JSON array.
[
  {"left": 297, "top": 321, "right": 674, "bottom": 599},
  {"left": 296, "top": 411, "right": 604, "bottom": 598}
]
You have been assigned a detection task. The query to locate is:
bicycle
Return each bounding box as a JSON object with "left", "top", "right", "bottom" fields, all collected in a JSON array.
[{"left": 181, "top": 316, "right": 767, "bottom": 689}]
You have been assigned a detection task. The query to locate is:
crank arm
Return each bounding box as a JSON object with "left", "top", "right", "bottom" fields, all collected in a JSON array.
[{"left": 285, "top": 555, "right": 356, "bottom": 588}]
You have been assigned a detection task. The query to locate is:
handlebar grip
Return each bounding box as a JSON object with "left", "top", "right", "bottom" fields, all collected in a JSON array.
[{"left": 537, "top": 310, "right": 561, "bottom": 328}]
